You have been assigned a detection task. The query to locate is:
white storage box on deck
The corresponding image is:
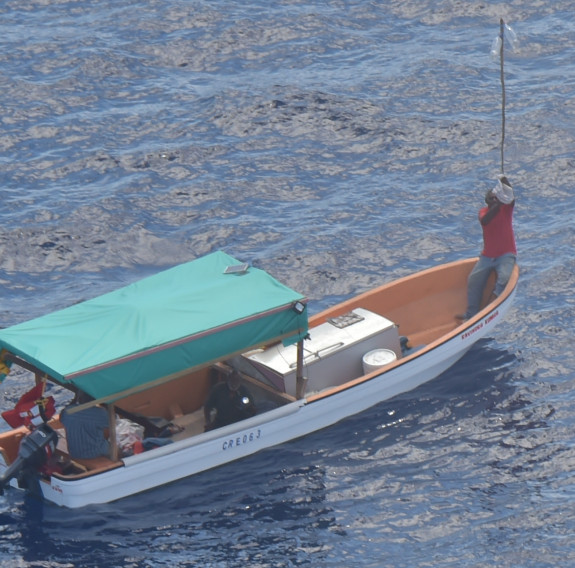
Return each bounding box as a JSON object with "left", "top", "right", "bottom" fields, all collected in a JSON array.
[{"left": 242, "top": 308, "right": 401, "bottom": 396}]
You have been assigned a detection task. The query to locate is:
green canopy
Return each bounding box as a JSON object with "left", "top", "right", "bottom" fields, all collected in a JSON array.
[{"left": 0, "top": 251, "right": 308, "bottom": 401}]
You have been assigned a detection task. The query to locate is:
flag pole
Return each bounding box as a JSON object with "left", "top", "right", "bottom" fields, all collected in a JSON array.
[{"left": 499, "top": 18, "right": 506, "bottom": 174}]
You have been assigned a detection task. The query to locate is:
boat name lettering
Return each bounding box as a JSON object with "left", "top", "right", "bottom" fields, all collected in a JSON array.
[
  {"left": 460, "top": 310, "right": 500, "bottom": 340},
  {"left": 51, "top": 483, "right": 63, "bottom": 494},
  {"left": 461, "top": 321, "right": 483, "bottom": 340},
  {"left": 222, "top": 429, "right": 262, "bottom": 450},
  {"left": 484, "top": 309, "right": 499, "bottom": 325}
]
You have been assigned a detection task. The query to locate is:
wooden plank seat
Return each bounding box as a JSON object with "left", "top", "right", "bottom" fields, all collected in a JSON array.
[
  {"left": 240, "top": 373, "right": 297, "bottom": 405},
  {"left": 213, "top": 361, "right": 297, "bottom": 406}
]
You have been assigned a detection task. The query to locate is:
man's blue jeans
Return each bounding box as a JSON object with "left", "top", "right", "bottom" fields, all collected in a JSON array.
[{"left": 465, "top": 253, "right": 516, "bottom": 317}]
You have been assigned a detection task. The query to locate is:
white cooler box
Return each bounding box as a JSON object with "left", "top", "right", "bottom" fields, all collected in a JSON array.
[{"left": 242, "top": 308, "right": 401, "bottom": 396}]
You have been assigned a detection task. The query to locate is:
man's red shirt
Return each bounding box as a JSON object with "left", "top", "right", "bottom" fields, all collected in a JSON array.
[{"left": 479, "top": 203, "right": 516, "bottom": 257}]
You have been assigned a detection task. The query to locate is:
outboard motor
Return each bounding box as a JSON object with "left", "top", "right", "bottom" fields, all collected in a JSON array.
[{"left": 0, "top": 423, "right": 58, "bottom": 493}]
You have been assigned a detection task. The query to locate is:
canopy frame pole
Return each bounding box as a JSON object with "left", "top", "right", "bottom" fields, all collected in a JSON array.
[
  {"left": 107, "top": 404, "right": 118, "bottom": 461},
  {"left": 295, "top": 340, "right": 307, "bottom": 399},
  {"left": 499, "top": 17, "right": 506, "bottom": 174}
]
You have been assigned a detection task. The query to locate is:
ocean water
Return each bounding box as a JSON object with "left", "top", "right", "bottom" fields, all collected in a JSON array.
[{"left": 1, "top": 1, "right": 575, "bottom": 566}]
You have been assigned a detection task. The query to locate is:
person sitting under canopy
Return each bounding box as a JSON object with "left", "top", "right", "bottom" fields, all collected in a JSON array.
[
  {"left": 60, "top": 391, "right": 110, "bottom": 460},
  {"left": 203, "top": 372, "right": 256, "bottom": 431}
]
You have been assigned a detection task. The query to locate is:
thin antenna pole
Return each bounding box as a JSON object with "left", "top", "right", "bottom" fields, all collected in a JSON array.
[{"left": 499, "top": 18, "right": 506, "bottom": 174}]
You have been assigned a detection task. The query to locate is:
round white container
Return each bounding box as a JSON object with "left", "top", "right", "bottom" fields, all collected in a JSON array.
[{"left": 362, "top": 348, "right": 397, "bottom": 374}]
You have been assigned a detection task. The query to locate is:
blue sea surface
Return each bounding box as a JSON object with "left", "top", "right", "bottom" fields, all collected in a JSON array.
[{"left": 1, "top": 1, "right": 575, "bottom": 567}]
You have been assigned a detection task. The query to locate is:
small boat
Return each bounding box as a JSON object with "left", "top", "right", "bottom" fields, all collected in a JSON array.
[{"left": 0, "top": 251, "right": 518, "bottom": 508}]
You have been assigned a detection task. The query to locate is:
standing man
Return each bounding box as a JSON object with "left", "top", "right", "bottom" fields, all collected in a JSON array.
[{"left": 458, "top": 175, "right": 516, "bottom": 320}]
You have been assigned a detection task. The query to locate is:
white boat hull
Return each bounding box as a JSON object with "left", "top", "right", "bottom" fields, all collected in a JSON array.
[{"left": 38, "top": 288, "right": 515, "bottom": 508}]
